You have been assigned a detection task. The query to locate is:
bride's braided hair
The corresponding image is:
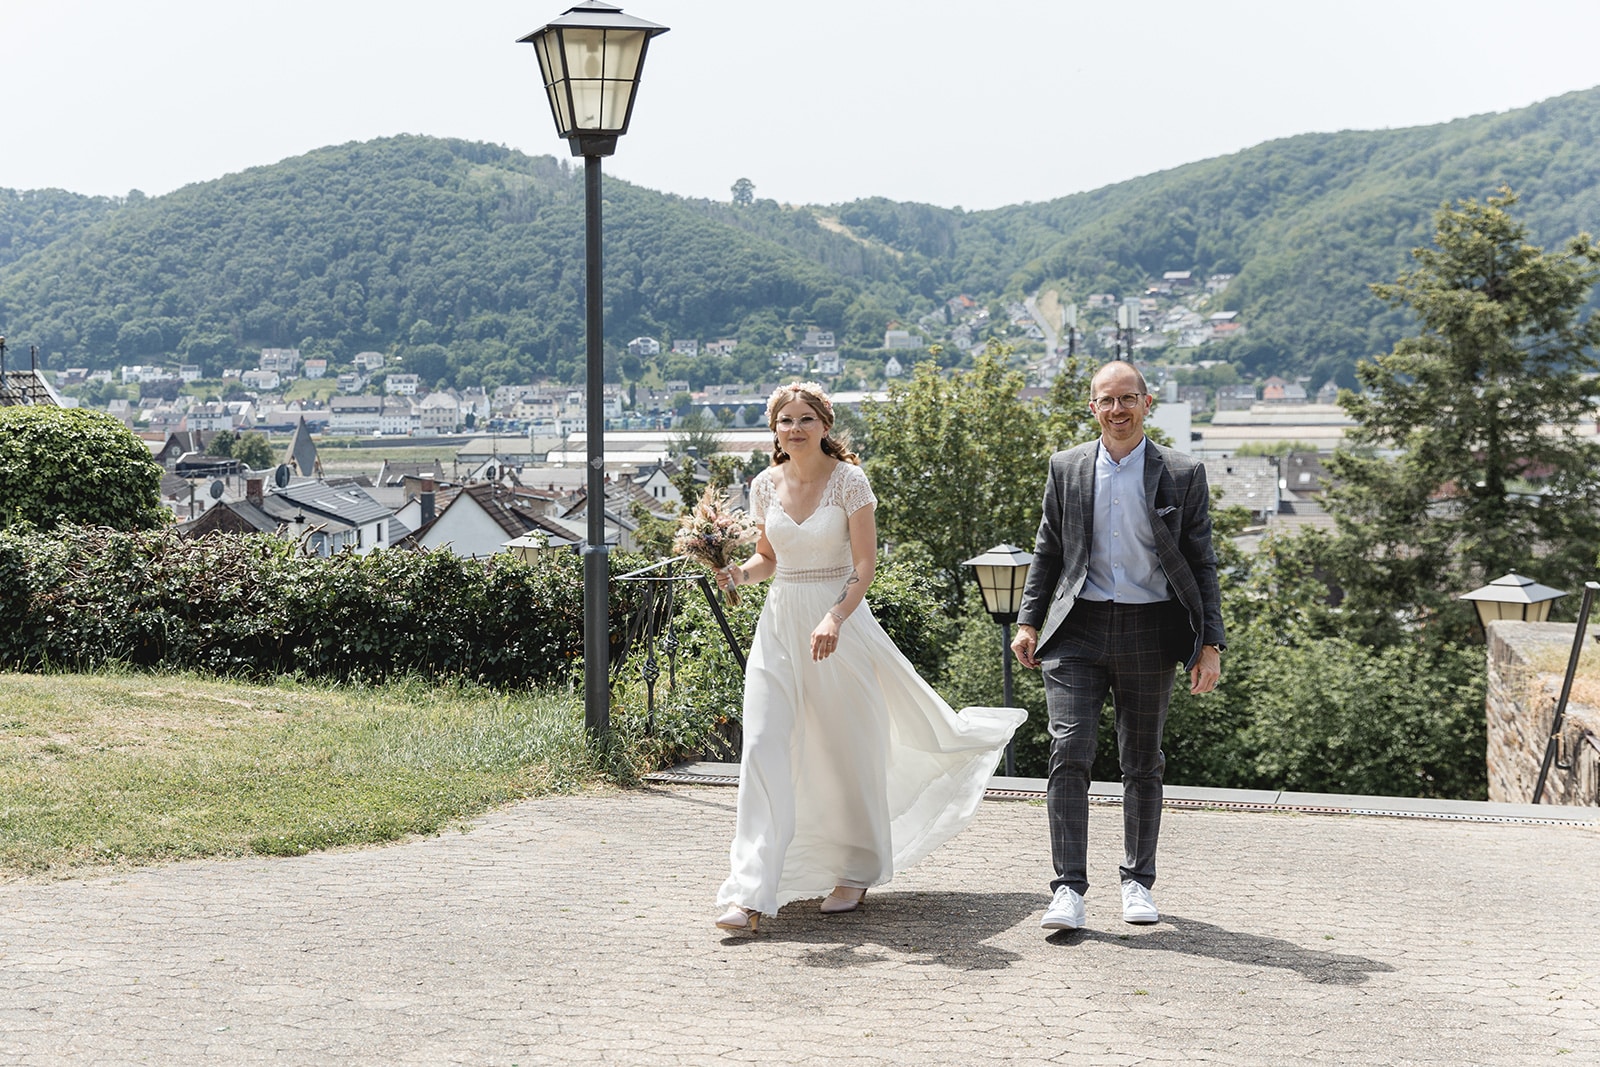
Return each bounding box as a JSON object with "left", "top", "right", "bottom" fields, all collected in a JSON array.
[{"left": 766, "top": 381, "right": 859, "bottom": 466}]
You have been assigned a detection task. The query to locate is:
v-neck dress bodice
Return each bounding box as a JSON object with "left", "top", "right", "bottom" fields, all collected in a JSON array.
[{"left": 718, "top": 462, "right": 1026, "bottom": 916}]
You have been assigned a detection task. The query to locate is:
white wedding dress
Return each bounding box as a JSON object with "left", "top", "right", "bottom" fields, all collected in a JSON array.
[{"left": 717, "top": 462, "right": 1027, "bottom": 916}]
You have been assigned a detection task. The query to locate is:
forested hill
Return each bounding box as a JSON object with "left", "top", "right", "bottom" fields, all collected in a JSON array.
[
  {"left": 0, "top": 137, "right": 873, "bottom": 388},
  {"left": 3, "top": 86, "right": 1600, "bottom": 390}
]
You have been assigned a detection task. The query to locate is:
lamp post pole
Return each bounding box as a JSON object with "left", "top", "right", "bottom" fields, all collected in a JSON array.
[
  {"left": 522, "top": 1, "right": 668, "bottom": 740},
  {"left": 1531, "top": 581, "right": 1599, "bottom": 803},
  {"left": 963, "top": 543, "right": 1034, "bottom": 779},
  {"left": 582, "top": 152, "right": 609, "bottom": 737},
  {"left": 999, "top": 620, "right": 1015, "bottom": 776}
]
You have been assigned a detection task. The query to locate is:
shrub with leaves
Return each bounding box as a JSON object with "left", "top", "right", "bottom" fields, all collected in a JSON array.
[
  {"left": 0, "top": 526, "right": 648, "bottom": 688},
  {"left": 0, "top": 407, "right": 166, "bottom": 530}
]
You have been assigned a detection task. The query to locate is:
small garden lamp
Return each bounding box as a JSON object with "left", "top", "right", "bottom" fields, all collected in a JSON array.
[
  {"left": 962, "top": 543, "right": 1034, "bottom": 776},
  {"left": 503, "top": 532, "right": 554, "bottom": 562},
  {"left": 1459, "top": 572, "right": 1567, "bottom": 630}
]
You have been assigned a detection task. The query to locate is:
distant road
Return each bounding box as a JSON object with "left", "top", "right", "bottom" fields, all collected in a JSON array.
[{"left": 1024, "top": 293, "right": 1060, "bottom": 353}]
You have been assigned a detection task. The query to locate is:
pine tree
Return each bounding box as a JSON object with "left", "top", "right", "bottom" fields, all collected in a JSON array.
[{"left": 1327, "top": 188, "right": 1600, "bottom": 629}]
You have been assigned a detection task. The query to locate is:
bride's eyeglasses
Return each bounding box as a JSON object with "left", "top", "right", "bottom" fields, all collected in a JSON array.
[{"left": 775, "top": 415, "right": 822, "bottom": 431}]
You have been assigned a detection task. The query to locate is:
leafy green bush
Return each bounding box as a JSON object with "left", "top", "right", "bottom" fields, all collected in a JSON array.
[
  {"left": 0, "top": 407, "right": 166, "bottom": 530},
  {"left": 1241, "top": 636, "right": 1487, "bottom": 799},
  {"left": 0, "top": 526, "right": 648, "bottom": 688}
]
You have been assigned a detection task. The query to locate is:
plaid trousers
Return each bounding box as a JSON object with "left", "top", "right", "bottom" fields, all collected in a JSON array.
[{"left": 1041, "top": 599, "right": 1178, "bottom": 896}]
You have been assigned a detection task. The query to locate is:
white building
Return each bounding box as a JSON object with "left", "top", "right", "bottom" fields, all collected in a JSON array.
[
  {"left": 459, "top": 388, "right": 491, "bottom": 423},
  {"left": 412, "top": 483, "right": 573, "bottom": 560},
  {"left": 259, "top": 348, "right": 301, "bottom": 375},
  {"left": 241, "top": 369, "right": 281, "bottom": 391},
  {"left": 386, "top": 373, "right": 421, "bottom": 396},
  {"left": 379, "top": 397, "right": 418, "bottom": 435},
  {"left": 187, "top": 402, "right": 234, "bottom": 432},
  {"left": 329, "top": 395, "right": 383, "bottom": 434},
  {"left": 119, "top": 365, "right": 168, "bottom": 384},
  {"left": 800, "top": 329, "right": 836, "bottom": 353},
  {"left": 627, "top": 337, "right": 661, "bottom": 357},
  {"left": 418, "top": 392, "right": 462, "bottom": 433}
]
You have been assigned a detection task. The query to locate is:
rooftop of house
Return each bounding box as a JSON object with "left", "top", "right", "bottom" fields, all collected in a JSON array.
[
  {"left": 0, "top": 368, "right": 63, "bottom": 407},
  {"left": 1206, "top": 455, "right": 1278, "bottom": 515},
  {"left": 275, "top": 481, "right": 391, "bottom": 526}
]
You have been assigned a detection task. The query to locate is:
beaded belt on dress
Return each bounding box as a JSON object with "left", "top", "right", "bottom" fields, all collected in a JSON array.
[{"left": 774, "top": 564, "right": 854, "bottom": 584}]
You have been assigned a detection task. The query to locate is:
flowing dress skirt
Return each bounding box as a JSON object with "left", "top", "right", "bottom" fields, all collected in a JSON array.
[{"left": 717, "top": 577, "right": 1026, "bottom": 916}]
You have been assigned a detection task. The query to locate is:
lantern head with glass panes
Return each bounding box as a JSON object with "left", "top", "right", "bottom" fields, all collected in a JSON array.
[
  {"left": 1459, "top": 572, "right": 1567, "bottom": 629},
  {"left": 521, "top": 1, "right": 668, "bottom": 158}
]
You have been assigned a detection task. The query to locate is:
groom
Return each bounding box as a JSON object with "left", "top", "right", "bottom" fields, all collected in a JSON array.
[{"left": 1011, "top": 360, "right": 1224, "bottom": 930}]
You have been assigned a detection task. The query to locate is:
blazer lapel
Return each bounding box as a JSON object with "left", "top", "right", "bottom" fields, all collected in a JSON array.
[
  {"left": 1072, "top": 445, "right": 1096, "bottom": 543},
  {"left": 1038, "top": 445, "right": 1097, "bottom": 650}
]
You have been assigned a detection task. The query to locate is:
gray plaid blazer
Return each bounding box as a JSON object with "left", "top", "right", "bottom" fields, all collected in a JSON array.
[{"left": 1017, "top": 438, "right": 1225, "bottom": 669}]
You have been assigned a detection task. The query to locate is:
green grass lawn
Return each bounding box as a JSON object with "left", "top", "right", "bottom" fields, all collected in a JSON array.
[
  {"left": 283, "top": 378, "right": 338, "bottom": 403},
  {"left": 0, "top": 671, "right": 609, "bottom": 880}
]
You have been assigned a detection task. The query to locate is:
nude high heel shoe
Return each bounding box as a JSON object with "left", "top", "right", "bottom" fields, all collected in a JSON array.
[
  {"left": 820, "top": 886, "right": 867, "bottom": 914},
  {"left": 715, "top": 905, "right": 760, "bottom": 933}
]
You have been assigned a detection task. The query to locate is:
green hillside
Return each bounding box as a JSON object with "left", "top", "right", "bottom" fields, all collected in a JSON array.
[
  {"left": 0, "top": 187, "right": 120, "bottom": 268},
  {"left": 0, "top": 137, "right": 883, "bottom": 389},
  {"left": 2, "top": 86, "right": 1599, "bottom": 391}
]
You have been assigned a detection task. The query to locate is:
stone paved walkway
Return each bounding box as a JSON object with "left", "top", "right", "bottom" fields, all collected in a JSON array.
[{"left": 1, "top": 785, "right": 1597, "bottom": 1065}]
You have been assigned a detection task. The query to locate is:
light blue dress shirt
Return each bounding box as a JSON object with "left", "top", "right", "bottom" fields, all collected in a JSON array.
[{"left": 1081, "top": 436, "right": 1172, "bottom": 604}]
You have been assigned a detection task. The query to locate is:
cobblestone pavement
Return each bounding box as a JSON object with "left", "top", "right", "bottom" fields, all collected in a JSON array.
[{"left": 1, "top": 785, "right": 1597, "bottom": 1066}]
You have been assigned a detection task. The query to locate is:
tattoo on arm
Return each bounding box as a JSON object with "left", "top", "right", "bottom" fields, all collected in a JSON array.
[{"left": 834, "top": 572, "right": 860, "bottom": 606}]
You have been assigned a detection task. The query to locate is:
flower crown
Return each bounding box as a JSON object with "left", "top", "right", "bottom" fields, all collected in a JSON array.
[{"left": 766, "top": 381, "right": 834, "bottom": 422}]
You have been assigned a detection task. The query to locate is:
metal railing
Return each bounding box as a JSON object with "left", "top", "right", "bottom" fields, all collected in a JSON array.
[
  {"left": 613, "top": 555, "right": 747, "bottom": 758},
  {"left": 1532, "top": 580, "right": 1600, "bottom": 803}
]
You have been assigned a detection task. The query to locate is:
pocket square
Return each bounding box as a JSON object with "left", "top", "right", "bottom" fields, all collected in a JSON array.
[{"left": 1156, "top": 505, "right": 1178, "bottom": 517}]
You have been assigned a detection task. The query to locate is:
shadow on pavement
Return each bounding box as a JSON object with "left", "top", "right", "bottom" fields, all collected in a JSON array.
[
  {"left": 718, "top": 890, "right": 1040, "bottom": 971},
  {"left": 1049, "top": 914, "right": 1396, "bottom": 985}
]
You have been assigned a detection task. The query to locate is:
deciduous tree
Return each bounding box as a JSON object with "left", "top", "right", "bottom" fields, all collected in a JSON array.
[{"left": 864, "top": 344, "right": 1096, "bottom": 598}]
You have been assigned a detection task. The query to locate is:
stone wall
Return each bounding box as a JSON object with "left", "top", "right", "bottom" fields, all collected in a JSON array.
[{"left": 1485, "top": 621, "right": 1600, "bottom": 805}]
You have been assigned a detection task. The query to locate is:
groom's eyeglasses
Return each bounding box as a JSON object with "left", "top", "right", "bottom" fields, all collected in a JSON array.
[
  {"left": 1090, "top": 393, "right": 1145, "bottom": 411},
  {"left": 775, "top": 415, "right": 822, "bottom": 430}
]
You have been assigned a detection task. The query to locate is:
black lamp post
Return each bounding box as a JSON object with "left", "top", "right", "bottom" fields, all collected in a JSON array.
[
  {"left": 521, "top": 1, "right": 668, "bottom": 738},
  {"left": 962, "top": 543, "right": 1034, "bottom": 776},
  {"left": 1459, "top": 572, "right": 1567, "bottom": 630}
]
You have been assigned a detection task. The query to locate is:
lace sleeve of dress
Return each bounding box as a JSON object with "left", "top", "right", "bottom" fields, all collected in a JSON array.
[
  {"left": 749, "top": 469, "right": 773, "bottom": 524},
  {"left": 837, "top": 463, "right": 878, "bottom": 516}
]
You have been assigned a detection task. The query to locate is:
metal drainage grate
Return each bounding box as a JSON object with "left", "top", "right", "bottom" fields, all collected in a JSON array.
[{"left": 644, "top": 771, "right": 1596, "bottom": 826}]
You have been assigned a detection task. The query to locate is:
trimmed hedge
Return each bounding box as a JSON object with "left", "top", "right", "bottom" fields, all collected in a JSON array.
[
  {"left": 0, "top": 527, "right": 951, "bottom": 702},
  {"left": 0, "top": 526, "right": 648, "bottom": 687}
]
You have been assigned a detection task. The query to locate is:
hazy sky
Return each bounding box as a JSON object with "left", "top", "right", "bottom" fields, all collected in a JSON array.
[{"left": 5, "top": 1, "right": 1600, "bottom": 210}]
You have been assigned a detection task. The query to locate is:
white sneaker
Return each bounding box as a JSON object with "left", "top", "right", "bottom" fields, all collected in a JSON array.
[
  {"left": 1041, "top": 885, "right": 1085, "bottom": 930},
  {"left": 1121, "top": 880, "right": 1158, "bottom": 924}
]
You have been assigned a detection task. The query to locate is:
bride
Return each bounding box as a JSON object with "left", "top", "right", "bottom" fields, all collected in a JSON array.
[{"left": 713, "top": 382, "right": 1025, "bottom": 933}]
